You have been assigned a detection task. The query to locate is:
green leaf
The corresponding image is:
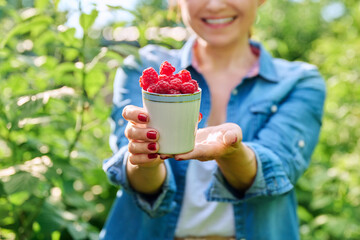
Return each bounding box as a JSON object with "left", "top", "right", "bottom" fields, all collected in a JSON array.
[
  {"left": 67, "top": 222, "right": 88, "bottom": 240},
  {"left": 17, "top": 97, "right": 44, "bottom": 119},
  {"left": 79, "top": 10, "right": 98, "bottom": 33},
  {"left": 35, "top": 0, "right": 49, "bottom": 11},
  {"left": 3, "top": 171, "right": 39, "bottom": 195},
  {"left": 35, "top": 201, "right": 67, "bottom": 235},
  {"left": 63, "top": 48, "right": 80, "bottom": 61},
  {"left": 58, "top": 28, "right": 81, "bottom": 48},
  {"left": 0, "top": 181, "right": 6, "bottom": 197},
  {"left": 0, "top": 16, "right": 53, "bottom": 49},
  {"left": 108, "top": 44, "right": 140, "bottom": 60},
  {"left": 106, "top": 5, "right": 138, "bottom": 17},
  {"left": 8, "top": 191, "right": 30, "bottom": 205},
  {"left": 0, "top": 199, "right": 11, "bottom": 220},
  {"left": 88, "top": 231, "right": 100, "bottom": 240},
  {"left": 53, "top": 0, "right": 60, "bottom": 10},
  {"left": 85, "top": 69, "right": 106, "bottom": 98},
  {"left": 64, "top": 193, "right": 91, "bottom": 209},
  {"left": 297, "top": 205, "right": 313, "bottom": 222}
]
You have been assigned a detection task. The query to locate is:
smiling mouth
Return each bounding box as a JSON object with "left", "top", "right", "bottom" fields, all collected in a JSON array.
[{"left": 202, "top": 17, "right": 236, "bottom": 25}]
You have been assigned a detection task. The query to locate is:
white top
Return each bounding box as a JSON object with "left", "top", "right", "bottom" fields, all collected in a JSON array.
[{"left": 174, "top": 160, "right": 235, "bottom": 237}]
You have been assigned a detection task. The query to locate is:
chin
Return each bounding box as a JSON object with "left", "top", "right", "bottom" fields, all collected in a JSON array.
[{"left": 199, "top": 36, "right": 241, "bottom": 48}]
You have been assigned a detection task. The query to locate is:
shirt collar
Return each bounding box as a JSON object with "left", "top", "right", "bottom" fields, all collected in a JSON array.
[
  {"left": 250, "top": 40, "right": 279, "bottom": 82},
  {"left": 180, "top": 36, "right": 279, "bottom": 82}
]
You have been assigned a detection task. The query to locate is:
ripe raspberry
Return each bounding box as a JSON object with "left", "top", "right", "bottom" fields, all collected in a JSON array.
[
  {"left": 189, "top": 79, "right": 199, "bottom": 91},
  {"left": 178, "top": 69, "right": 192, "bottom": 82},
  {"left": 140, "top": 67, "right": 158, "bottom": 90},
  {"left": 147, "top": 83, "right": 158, "bottom": 93},
  {"left": 158, "top": 74, "right": 171, "bottom": 82},
  {"left": 159, "top": 61, "right": 175, "bottom": 76},
  {"left": 157, "top": 80, "right": 171, "bottom": 94},
  {"left": 180, "top": 82, "right": 197, "bottom": 94},
  {"left": 170, "top": 73, "right": 181, "bottom": 80},
  {"left": 169, "top": 89, "right": 181, "bottom": 94},
  {"left": 169, "top": 78, "right": 182, "bottom": 91}
]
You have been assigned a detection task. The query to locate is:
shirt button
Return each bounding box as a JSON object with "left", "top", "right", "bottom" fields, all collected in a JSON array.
[
  {"left": 118, "top": 119, "right": 125, "bottom": 126},
  {"left": 271, "top": 104, "right": 278, "bottom": 113},
  {"left": 231, "top": 89, "right": 238, "bottom": 95},
  {"left": 298, "top": 140, "right": 305, "bottom": 148}
]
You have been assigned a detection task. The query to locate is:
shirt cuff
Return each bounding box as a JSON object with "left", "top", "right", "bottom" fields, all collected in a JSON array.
[
  {"left": 206, "top": 142, "right": 293, "bottom": 203},
  {"left": 132, "top": 160, "right": 177, "bottom": 218},
  {"left": 103, "top": 146, "right": 177, "bottom": 218}
]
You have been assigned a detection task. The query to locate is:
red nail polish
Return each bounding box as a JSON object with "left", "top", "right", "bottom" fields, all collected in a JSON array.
[
  {"left": 138, "top": 113, "right": 148, "bottom": 122},
  {"left": 148, "top": 153, "right": 158, "bottom": 159},
  {"left": 176, "top": 158, "right": 184, "bottom": 161},
  {"left": 147, "top": 131, "right": 157, "bottom": 140},
  {"left": 148, "top": 142, "right": 157, "bottom": 151},
  {"left": 160, "top": 156, "right": 170, "bottom": 160}
]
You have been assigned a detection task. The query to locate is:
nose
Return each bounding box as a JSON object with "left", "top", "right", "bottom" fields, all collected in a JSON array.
[{"left": 206, "top": 0, "right": 227, "bottom": 12}]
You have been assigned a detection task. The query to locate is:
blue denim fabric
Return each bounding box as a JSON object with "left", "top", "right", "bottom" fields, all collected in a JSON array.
[{"left": 100, "top": 37, "right": 326, "bottom": 240}]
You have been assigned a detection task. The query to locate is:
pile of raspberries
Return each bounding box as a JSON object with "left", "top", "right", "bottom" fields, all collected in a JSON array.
[{"left": 140, "top": 61, "right": 199, "bottom": 94}]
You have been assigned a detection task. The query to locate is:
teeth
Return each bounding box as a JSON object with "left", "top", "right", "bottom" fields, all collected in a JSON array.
[{"left": 205, "top": 17, "right": 235, "bottom": 24}]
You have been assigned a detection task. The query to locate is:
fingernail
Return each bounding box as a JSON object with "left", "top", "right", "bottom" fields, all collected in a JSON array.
[
  {"left": 176, "top": 158, "right": 184, "bottom": 161},
  {"left": 148, "top": 153, "right": 158, "bottom": 159},
  {"left": 138, "top": 113, "right": 148, "bottom": 122},
  {"left": 148, "top": 142, "right": 157, "bottom": 151},
  {"left": 147, "top": 131, "right": 157, "bottom": 140},
  {"left": 232, "top": 137, "right": 238, "bottom": 145},
  {"left": 160, "top": 156, "right": 170, "bottom": 160}
]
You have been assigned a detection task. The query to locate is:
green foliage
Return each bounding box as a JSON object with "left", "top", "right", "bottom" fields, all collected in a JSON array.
[
  {"left": 257, "top": 1, "right": 360, "bottom": 239},
  {"left": 0, "top": 2, "right": 125, "bottom": 239}
]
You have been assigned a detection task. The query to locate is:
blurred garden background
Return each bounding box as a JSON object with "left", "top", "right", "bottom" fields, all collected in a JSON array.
[{"left": 0, "top": 0, "right": 359, "bottom": 239}]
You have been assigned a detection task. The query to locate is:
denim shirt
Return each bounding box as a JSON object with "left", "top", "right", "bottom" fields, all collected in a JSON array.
[{"left": 100, "top": 37, "right": 326, "bottom": 240}]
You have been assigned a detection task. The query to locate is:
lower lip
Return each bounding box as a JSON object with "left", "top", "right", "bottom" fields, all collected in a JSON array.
[{"left": 202, "top": 19, "right": 236, "bottom": 29}]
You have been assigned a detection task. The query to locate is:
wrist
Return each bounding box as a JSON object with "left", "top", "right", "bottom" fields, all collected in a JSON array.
[
  {"left": 218, "top": 142, "right": 252, "bottom": 163},
  {"left": 127, "top": 158, "right": 164, "bottom": 174},
  {"left": 126, "top": 157, "right": 166, "bottom": 195},
  {"left": 216, "top": 143, "right": 257, "bottom": 191}
]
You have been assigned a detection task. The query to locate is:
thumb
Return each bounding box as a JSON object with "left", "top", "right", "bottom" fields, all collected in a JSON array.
[{"left": 222, "top": 130, "right": 239, "bottom": 146}]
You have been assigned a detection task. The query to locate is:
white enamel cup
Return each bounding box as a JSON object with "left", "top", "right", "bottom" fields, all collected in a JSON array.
[{"left": 142, "top": 89, "right": 202, "bottom": 154}]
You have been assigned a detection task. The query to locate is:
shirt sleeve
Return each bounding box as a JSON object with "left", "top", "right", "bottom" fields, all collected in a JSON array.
[
  {"left": 103, "top": 64, "right": 177, "bottom": 217},
  {"left": 206, "top": 70, "right": 326, "bottom": 202}
]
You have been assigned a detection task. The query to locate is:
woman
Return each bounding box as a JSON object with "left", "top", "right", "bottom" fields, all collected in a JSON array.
[{"left": 101, "top": 0, "right": 326, "bottom": 239}]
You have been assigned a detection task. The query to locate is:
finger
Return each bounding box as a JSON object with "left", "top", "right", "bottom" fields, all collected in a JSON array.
[
  {"left": 128, "top": 141, "right": 158, "bottom": 154},
  {"left": 128, "top": 153, "right": 161, "bottom": 166},
  {"left": 222, "top": 130, "right": 239, "bottom": 146},
  {"left": 122, "top": 105, "right": 149, "bottom": 124},
  {"left": 174, "top": 144, "right": 207, "bottom": 161},
  {"left": 160, "top": 154, "right": 174, "bottom": 160},
  {"left": 125, "top": 124, "right": 159, "bottom": 142},
  {"left": 198, "top": 112, "right": 203, "bottom": 123}
]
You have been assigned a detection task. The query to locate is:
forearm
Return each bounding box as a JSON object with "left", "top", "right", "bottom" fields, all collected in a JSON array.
[
  {"left": 126, "top": 160, "right": 167, "bottom": 195},
  {"left": 216, "top": 142, "right": 257, "bottom": 191}
]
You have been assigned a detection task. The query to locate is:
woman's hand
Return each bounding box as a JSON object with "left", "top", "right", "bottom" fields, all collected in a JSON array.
[
  {"left": 122, "top": 105, "right": 168, "bottom": 168},
  {"left": 174, "top": 123, "right": 243, "bottom": 161},
  {"left": 122, "top": 105, "right": 168, "bottom": 195},
  {"left": 174, "top": 123, "right": 257, "bottom": 191}
]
